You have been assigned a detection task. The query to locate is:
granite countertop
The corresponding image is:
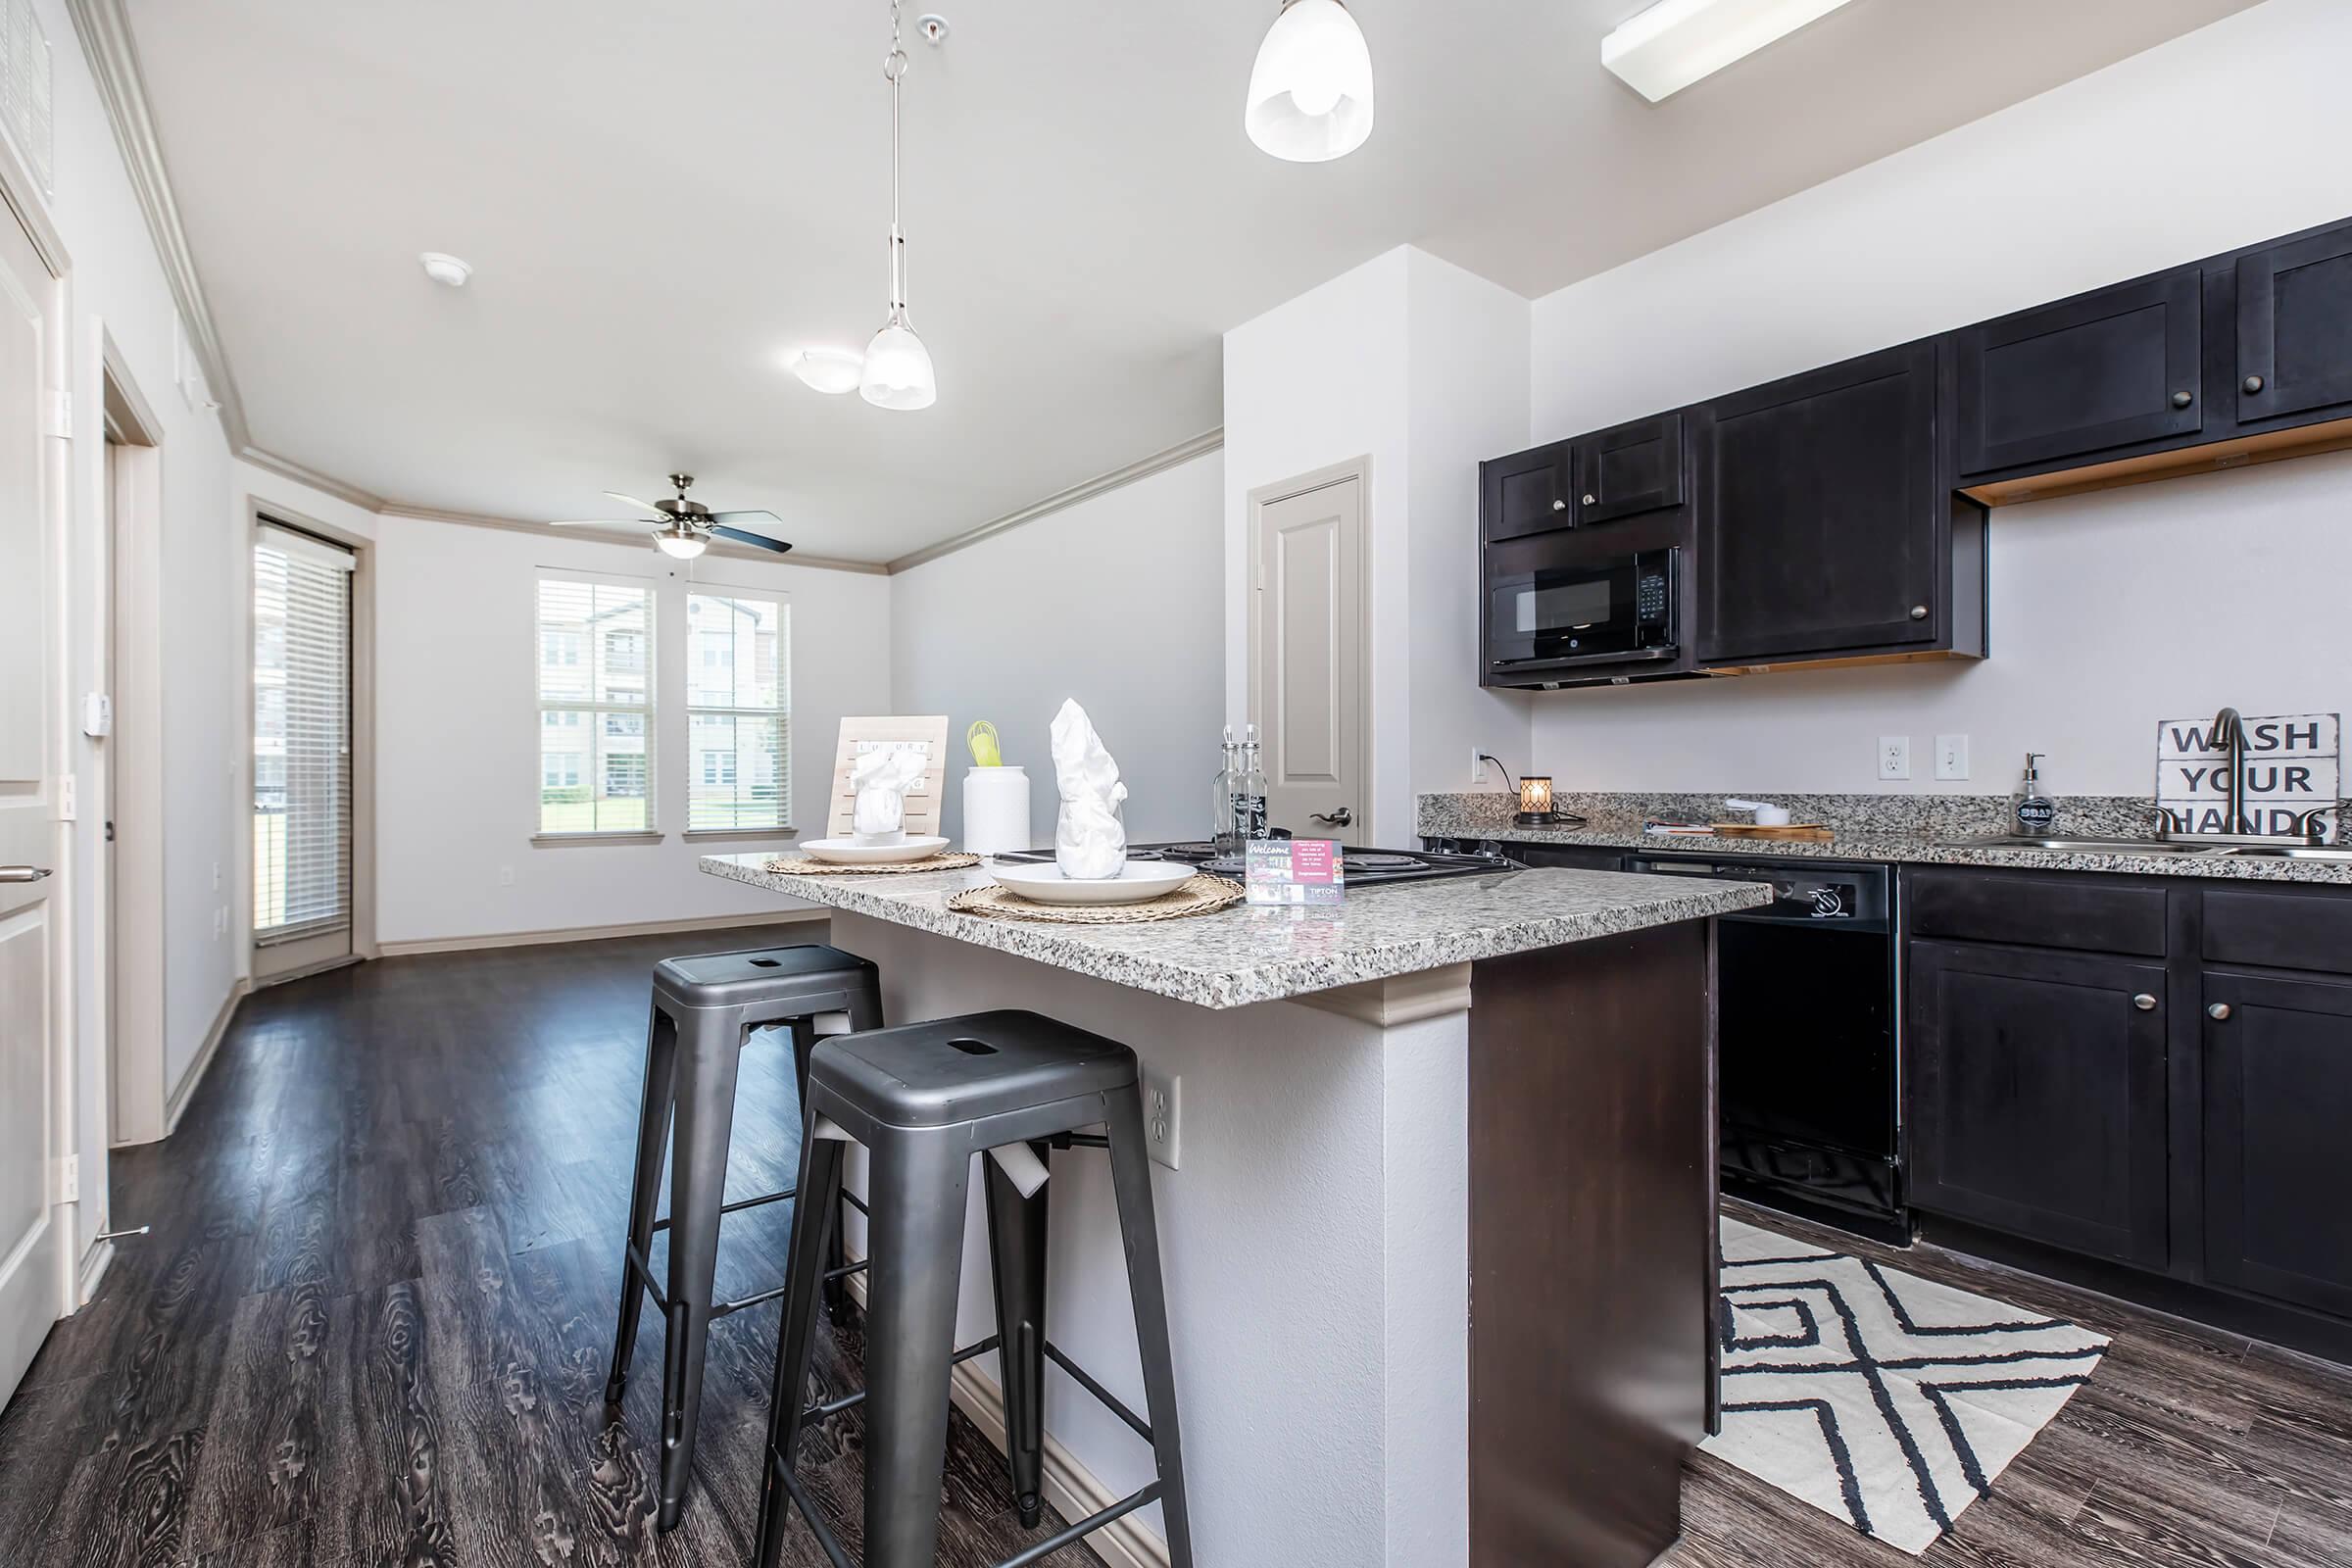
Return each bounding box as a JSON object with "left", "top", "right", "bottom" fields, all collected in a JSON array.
[
  {"left": 700, "top": 854, "right": 1771, "bottom": 1010},
  {"left": 1416, "top": 793, "right": 2352, "bottom": 886}
]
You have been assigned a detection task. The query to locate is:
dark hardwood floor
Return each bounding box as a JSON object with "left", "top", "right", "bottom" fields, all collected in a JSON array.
[
  {"left": 0, "top": 924, "right": 1104, "bottom": 1568},
  {"left": 1668, "top": 1198, "right": 2352, "bottom": 1568},
  {"left": 6, "top": 925, "right": 2351, "bottom": 1567}
]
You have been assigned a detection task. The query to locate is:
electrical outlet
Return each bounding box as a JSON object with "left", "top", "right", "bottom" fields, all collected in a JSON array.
[
  {"left": 1878, "top": 736, "right": 1912, "bottom": 782},
  {"left": 1143, "top": 1067, "right": 1181, "bottom": 1171},
  {"left": 1936, "top": 734, "right": 1971, "bottom": 781},
  {"left": 1470, "top": 748, "right": 1486, "bottom": 786},
  {"left": 498, "top": 865, "right": 516, "bottom": 887}
]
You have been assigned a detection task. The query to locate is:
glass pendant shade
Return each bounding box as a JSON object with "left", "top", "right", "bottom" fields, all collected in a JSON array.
[
  {"left": 859, "top": 312, "right": 937, "bottom": 411},
  {"left": 1245, "top": 0, "right": 1375, "bottom": 163},
  {"left": 655, "top": 527, "right": 708, "bottom": 560}
]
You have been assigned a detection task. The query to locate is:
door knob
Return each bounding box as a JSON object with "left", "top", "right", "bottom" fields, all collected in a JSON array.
[
  {"left": 2132, "top": 993, "right": 2157, "bottom": 1011},
  {"left": 2207, "top": 1003, "right": 2232, "bottom": 1021},
  {"left": 1550, "top": 499, "right": 1567, "bottom": 513},
  {"left": 2243, "top": 374, "right": 2266, "bottom": 395},
  {"left": 2171, "top": 390, "right": 2193, "bottom": 409},
  {"left": 1308, "top": 807, "right": 1353, "bottom": 827},
  {"left": 0, "top": 865, "right": 52, "bottom": 882}
]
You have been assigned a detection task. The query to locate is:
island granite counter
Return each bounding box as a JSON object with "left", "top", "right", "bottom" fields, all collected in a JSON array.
[{"left": 701, "top": 853, "right": 1769, "bottom": 1568}]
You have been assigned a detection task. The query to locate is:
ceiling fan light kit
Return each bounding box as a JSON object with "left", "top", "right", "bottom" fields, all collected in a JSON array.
[
  {"left": 548, "top": 473, "right": 793, "bottom": 558},
  {"left": 655, "top": 524, "right": 710, "bottom": 560},
  {"left": 1245, "top": 0, "right": 1375, "bottom": 163}
]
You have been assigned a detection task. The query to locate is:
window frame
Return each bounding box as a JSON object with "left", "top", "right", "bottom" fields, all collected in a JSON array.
[
  {"left": 684, "top": 590, "right": 791, "bottom": 835},
  {"left": 534, "top": 570, "right": 660, "bottom": 841}
]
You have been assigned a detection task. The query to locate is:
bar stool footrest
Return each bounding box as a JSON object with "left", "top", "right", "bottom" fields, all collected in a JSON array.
[
  {"left": 773, "top": 1447, "right": 1163, "bottom": 1568},
  {"left": 647, "top": 1183, "right": 798, "bottom": 1234}
]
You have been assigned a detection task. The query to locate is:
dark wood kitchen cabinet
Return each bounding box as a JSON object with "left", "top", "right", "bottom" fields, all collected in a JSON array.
[
  {"left": 1694, "top": 343, "right": 1944, "bottom": 665},
  {"left": 1480, "top": 440, "right": 1574, "bottom": 543},
  {"left": 1955, "top": 268, "right": 2204, "bottom": 476},
  {"left": 2201, "top": 970, "right": 2352, "bottom": 1319},
  {"left": 1570, "top": 413, "right": 1683, "bottom": 525},
  {"left": 1908, "top": 938, "right": 2172, "bottom": 1269},
  {"left": 2234, "top": 219, "right": 2352, "bottom": 430}
]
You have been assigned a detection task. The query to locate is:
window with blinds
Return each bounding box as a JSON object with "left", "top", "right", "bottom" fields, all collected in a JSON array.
[
  {"left": 253, "top": 524, "right": 354, "bottom": 943},
  {"left": 686, "top": 592, "right": 789, "bottom": 831},
  {"left": 537, "top": 575, "right": 655, "bottom": 834}
]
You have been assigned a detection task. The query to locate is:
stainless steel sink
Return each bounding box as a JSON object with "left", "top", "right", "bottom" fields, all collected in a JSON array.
[
  {"left": 1938, "top": 835, "right": 2240, "bottom": 856},
  {"left": 2226, "top": 845, "right": 2352, "bottom": 862}
]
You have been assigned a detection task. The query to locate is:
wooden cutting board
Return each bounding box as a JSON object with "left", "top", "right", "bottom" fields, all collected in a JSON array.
[{"left": 1709, "top": 822, "right": 1834, "bottom": 841}]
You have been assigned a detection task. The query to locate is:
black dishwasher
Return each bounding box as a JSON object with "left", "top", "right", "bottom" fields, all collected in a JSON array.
[{"left": 1625, "top": 854, "right": 1907, "bottom": 1243}]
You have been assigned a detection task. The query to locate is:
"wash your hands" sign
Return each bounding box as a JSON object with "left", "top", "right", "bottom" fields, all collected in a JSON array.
[{"left": 2157, "top": 712, "right": 2339, "bottom": 839}]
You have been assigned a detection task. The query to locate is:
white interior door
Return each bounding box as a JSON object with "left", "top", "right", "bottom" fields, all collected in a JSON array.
[
  {"left": 1250, "top": 472, "right": 1367, "bottom": 840},
  {"left": 0, "top": 190, "right": 64, "bottom": 1405}
]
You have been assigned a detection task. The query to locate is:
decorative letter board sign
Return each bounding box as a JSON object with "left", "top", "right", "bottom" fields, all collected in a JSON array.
[{"left": 2157, "top": 712, "right": 2339, "bottom": 840}]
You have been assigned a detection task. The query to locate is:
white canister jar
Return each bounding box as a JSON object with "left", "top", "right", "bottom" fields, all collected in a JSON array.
[{"left": 961, "top": 765, "right": 1032, "bottom": 857}]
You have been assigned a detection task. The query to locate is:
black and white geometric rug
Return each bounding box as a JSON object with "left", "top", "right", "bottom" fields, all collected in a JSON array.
[{"left": 1703, "top": 1217, "right": 2110, "bottom": 1555}]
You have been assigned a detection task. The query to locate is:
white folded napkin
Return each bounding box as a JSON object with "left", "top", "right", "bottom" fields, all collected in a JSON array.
[
  {"left": 851, "top": 745, "right": 930, "bottom": 843},
  {"left": 1050, "top": 699, "right": 1128, "bottom": 878}
]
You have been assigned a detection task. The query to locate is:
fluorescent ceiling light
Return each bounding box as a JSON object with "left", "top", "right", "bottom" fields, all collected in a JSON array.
[{"left": 1601, "top": 0, "right": 1860, "bottom": 103}]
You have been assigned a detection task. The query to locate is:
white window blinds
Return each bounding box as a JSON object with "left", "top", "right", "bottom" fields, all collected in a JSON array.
[
  {"left": 252, "top": 523, "right": 354, "bottom": 943},
  {"left": 686, "top": 592, "right": 789, "bottom": 831},
  {"left": 538, "top": 575, "right": 655, "bottom": 834}
]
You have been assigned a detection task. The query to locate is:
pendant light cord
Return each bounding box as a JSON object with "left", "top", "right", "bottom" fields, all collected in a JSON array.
[{"left": 884, "top": 0, "right": 909, "bottom": 317}]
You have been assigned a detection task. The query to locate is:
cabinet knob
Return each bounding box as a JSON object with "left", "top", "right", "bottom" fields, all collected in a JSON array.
[
  {"left": 2243, "top": 374, "right": 2266, "bottom": 395},
  {"left": 2208, "top": 1003, "right": 2232, "bottom": 1021},
  {"left": 1551, "top": 499, "right": 1568, "bottom": 513},
  {"left": 2132, "top": 993, "right": 2157, "bottom": 1011},
  {"left": 1582, "top": 493, "right": 1596, "bottom": 506},
  {"left": 2171, "top": 390, "right": 2193, "bottom": 409},
  {"left": 1909, "top": 605, "right": 1929, "bottom": 620}
]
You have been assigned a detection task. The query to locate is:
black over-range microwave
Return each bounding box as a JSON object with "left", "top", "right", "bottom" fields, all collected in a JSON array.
[{"left": 1485, "top": 543, "right": 1678, "bottom": 686}]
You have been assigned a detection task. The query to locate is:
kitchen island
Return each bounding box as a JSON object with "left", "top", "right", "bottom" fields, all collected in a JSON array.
[{"left": 702, "top": 853, "right": 1768, "bottom": 1568}]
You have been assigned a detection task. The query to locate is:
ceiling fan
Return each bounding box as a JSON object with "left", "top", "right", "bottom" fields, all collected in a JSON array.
[{"left": 551, "top": 473, "right": 792, "bottom": 560}]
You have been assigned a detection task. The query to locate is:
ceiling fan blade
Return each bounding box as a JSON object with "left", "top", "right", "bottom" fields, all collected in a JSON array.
[
  {"left": 603, "top": 491, "right": 667, "bottom": 515},
  {"left": 549, "top": 517, "right": 661, "bottom": 528},
  {"left": 708, "top": 509, "right": 784, "bottom": 525},
  {"left": 709, "top": 524, "right": 794, "bottom": 555}
]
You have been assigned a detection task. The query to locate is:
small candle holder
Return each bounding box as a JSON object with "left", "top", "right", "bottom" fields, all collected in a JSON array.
[{"left": 1515, "top": 775, "right": 1557, "bottom": 826}]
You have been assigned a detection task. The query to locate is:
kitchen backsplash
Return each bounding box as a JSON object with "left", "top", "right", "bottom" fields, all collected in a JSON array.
[{"left": 1416, "top": 791, "right": 2352, "bottom": 844}]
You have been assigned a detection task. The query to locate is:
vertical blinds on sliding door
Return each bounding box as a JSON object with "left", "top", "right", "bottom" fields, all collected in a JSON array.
[{"left": 253, "top": 523, "right": 354, "bottom": 943}]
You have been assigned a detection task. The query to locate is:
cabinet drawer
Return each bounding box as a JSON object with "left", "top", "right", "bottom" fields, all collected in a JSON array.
[
  {"left": 1906, "top": 868, "right": 2168, "bottom": 956},
  {"left": 2203, "top": 887, "right": 2352, "bottom": 975}
]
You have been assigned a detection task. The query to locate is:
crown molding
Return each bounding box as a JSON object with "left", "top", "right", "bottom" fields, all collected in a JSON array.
[
  {"left": 239, "top": 444, "right": 384, "bottom": 512},
  {"left": 68, "top": 0, "right": 251, "bottom": 450},
  {"left": 886, "top": 427, "right": 1224, "bottom": 574},
  {"left": 374, "top": 501, "right": 890, "bottom": 575}
]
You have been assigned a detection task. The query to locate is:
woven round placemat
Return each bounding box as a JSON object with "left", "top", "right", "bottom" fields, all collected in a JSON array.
[
  {"left": 947, "top": 874, "right": 1246, "bottom": 924},
  {"left": 761, "top": 852, "right": 982, "bottom": 875}
]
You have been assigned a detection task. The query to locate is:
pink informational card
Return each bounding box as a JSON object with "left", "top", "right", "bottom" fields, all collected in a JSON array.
[{"left": 1245, "top": 838, "right": 1346, "bottom": 906}]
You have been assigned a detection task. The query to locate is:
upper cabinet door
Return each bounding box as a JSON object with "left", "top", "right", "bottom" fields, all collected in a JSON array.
[
  {"left": 1956, "top": 270, "right": 2203, "bottom": 476},
  {"left": 1480, "top": 441, "right": 1574, "bottom": 543},
  {"left": 2236, "top": 220, "right": 2352, "bottom": 428},
  {"left": 1570, "top": 413, "right": 1683, "bottom": 525},
  {"left": 1696, "top": 343, "right": 1939, "bottom": 665}
]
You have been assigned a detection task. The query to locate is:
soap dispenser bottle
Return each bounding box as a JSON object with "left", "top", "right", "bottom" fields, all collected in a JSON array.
[{"left": 2012, "top": 753, "right": 2056, "bottom": 836}]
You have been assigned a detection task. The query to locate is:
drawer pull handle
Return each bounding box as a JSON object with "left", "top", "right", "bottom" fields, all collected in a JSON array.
[
  {"left": 2243, "top": 374, "right": 2266, "bottom": 395},
  {"left": 2171, "top": 390, "right": 2193, "bottom": 409},
  {"left": 2207, "top": 1003, "right": 2232, "bottom": 1021},
  {"left": 2132, "top": 993, "right": 2157, "bottom": 1011}
]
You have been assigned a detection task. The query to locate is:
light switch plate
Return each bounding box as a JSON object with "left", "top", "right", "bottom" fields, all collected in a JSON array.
[
  {"left": 1878, "top": 736, "right": 1912, "bottom": 781},
  {"left": 1936, "top": 734, "right": 1970, "bottom": 780},
  {"left": 1143, "top": 1068, "right": 1181, "bottom": 1171}
]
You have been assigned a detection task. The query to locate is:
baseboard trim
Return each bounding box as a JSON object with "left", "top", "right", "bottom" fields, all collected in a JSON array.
[
  {"left": 75, "top": 1238, "right": 116, "bottom": 1308},
  {"left": 162, "top": 979, "right": 248, "bottom": 1137},
  {"left": 377, "top": 907, "right": 824, "bottom": 957},
  {"left": 842, "top": 1258, "right": 1171, "bottom": 1568}
]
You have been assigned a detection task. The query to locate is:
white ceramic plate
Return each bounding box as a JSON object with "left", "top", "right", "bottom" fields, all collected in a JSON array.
[
  {"left": 800, "top": 835, "right": 954, "bottom": 865},
  {"left": 989, "top": 859, "right": 1196, "bottom": 906}
]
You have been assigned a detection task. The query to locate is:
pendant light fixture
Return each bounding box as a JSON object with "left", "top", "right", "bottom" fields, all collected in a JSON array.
[
  {"left": 859, "top": 0, "right": 938, "bottom": 410},
  {"left": 1245, "top": 0, "right": 1375, "bottom": 164}
]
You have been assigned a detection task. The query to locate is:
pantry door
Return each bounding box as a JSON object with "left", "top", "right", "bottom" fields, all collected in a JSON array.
[{"left": 0, "top": 183, "right": 67, "bottom": 1407}]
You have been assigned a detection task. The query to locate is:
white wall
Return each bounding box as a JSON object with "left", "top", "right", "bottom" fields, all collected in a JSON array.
[
  {"left": 1224, "top": 247, "right": 1535, "bottom": 843},
  {"left": 890, "top": 451, "right": 1224, "bottom": 849},
  {"left": 40, "top": 0, "right": 236, "bottom": 1253},
  {"left": 1526, "top": 0, "right": 2352, "bottom": 796},
  {"left": 372, "top": 517, "right": 890, "bottom": 946}
]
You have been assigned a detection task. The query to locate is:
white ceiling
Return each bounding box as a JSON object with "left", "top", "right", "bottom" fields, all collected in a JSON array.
[{"left": 123, "top": 0, "right": 2253, "bottom": 564}]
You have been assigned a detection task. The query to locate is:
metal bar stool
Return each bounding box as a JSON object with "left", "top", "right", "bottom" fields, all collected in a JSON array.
[
  {"left": 755, "top": 1009, "right": 1194, "bottom": 1568},
  {"left": 603, "top": 943, "right": 884, "bottom": 1530}
]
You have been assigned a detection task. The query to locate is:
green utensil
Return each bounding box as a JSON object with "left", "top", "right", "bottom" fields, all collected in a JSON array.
[{"left": 967, "top": 719, "right": 1003, "bottom": 767}]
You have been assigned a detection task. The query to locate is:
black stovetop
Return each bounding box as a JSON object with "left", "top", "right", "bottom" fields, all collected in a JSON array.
[{"left": 991, "top": 842, "right": 1518, "bottom": 888}]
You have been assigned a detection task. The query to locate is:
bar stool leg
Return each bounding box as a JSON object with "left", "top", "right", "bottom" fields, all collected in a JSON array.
[
  {"left": 1105, "top": 1088, "right": 1197, "bottom": 1568},
  {"left": 756, "top": 1121, "right": 846, "bottom": 1568},
  {"left": 983, "top": 1141, "right": 1051, "bottom": 1529},
  {"left": 654, "top": 1018, "right": 744, "bottom": 1531},
  {"left": 860, "top": 1130, "right": 973, "bottom": 1568},
  {"left": 606, "top": 1003, "right": 678, "bottom": 1404},
  {"left": 786, "top": 1022, "right": 852, "bottom": 1324}
]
